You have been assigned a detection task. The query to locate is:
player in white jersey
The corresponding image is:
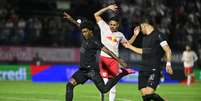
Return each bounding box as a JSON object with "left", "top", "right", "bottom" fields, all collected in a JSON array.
[
  {"left": 182, "top": 45, "right": 198, "bottom": 86},
  {"left": 94, "top": 4, "right": 132, "bottom": 101}
]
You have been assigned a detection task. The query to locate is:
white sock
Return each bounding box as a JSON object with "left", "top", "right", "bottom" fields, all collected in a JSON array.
[
  {"left": 109, "top": 85, "right": 116, "bottom": 101},
  {"left": 187, "top": 75, "right": 191, "bottom": 86}
]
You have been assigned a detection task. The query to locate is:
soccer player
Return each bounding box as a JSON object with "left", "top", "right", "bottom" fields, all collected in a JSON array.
[
  {"left": 127, "top": 20, "right": 173, "bottom": 101},
  {"left": 63, "top": 12, "right": 132, "bottom": 101},
  {"left": 182, "top": 45, "right": 198, "bottom": 86},
  {"left": 94, "top": 4, "right": 131, "bottom": 101}
]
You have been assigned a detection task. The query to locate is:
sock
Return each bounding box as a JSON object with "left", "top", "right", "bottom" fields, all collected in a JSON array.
[
  {"left": 150, "top": 93, "right": 165, "bottom": 101},
  {"left": 187, "top": 75, "right": 191, "bottom": 86},
  {"left": 109, "top": 85, "right": 116, "bottom": 101},
  {"left": 66, "top": 83, "right": 74, "bottom": 101},
  {"left": 142, "top": 95, "right": 151, "bottom": 101},
  {"left": 143, "top": 93, "right": 165, "bottom": 101}
]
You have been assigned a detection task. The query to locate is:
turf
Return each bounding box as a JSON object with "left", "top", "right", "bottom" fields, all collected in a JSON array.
[{"left": 0, "top": 81, "right": 200, "bottom": 101}]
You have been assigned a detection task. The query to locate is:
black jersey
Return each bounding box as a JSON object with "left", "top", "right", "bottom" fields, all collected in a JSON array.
[
  {"left": 141, "top": 31, "right": 167, "bottom": 71},
  {"left": 80, "top": 35, "right": 102, "bottom": 70}
]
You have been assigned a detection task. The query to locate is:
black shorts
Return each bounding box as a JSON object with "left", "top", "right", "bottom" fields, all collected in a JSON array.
[
  {"left": 72, "top": 69, "right": 102, "bottom": 85},
  {"left": 138, "top": 70, "right": 161, "bottom": 90}
]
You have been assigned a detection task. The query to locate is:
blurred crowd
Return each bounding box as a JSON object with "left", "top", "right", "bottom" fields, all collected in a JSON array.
[
  {"left": 120, "top": 0, "right": 201, "bottom": 52},
  {"left": 0, "top": 0, "right": 200, "bottom": 54}
]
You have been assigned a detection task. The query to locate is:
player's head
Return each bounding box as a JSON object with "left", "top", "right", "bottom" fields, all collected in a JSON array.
[
  {"left": 108, "top": 16, "right": 120, "bottom": 32},
  {"left": 140, "top": 17, "right": 154, "bottom": 35},
  {"left": 185, "top": 45, "right": 191, "bottom": 51},
  {"left": 80, "top": 21, "right": 94, "bottom": 40}
]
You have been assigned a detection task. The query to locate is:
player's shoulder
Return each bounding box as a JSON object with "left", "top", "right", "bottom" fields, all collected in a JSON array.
[
  {"left": 115, "top": 31, "right": 124, "bottom": 36},
  {"left": 156, "top": 31, "right": 168, "bottom": 41}
]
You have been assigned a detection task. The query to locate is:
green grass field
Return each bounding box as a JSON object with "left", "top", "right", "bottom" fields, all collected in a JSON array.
[{"left": 0, "top": 81, "right": 201, "bottom": 101}]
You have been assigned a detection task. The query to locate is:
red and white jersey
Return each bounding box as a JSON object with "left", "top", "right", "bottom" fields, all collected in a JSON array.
[
  {"left": 182, "top": 50, "right": 198, "bottom": 68},
  {"left": 97, "top": 20, "right": 127, "bottom": 57}
]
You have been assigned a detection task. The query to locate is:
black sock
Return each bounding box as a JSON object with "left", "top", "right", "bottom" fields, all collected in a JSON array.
[
  {"left": 101, "top": 93, "right": 105, "bottom": 101},
  {"left": 150, "top": 93, "right": 165, "bottom": 101},
  {"left": 142, "top": 95, "right": 151, "bottom": 101},
  {"left": 66, "top": 83, "right": 75, "bottom": 101}
]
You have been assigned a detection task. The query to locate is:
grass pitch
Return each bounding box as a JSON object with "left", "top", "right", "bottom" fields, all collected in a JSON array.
[{"left": 0, "top": 81, "right": 200, "bottom": 101}]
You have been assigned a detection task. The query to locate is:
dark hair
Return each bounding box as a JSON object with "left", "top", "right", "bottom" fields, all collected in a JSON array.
[
  {"left": 109, "top": 16, "right": 120, "bottom": 23},
  {"left": 141, "top": 16, "right": 155, "bottom": 25},
  {"left": 80, "top": 20, "right": 94, "bottom": 31}
]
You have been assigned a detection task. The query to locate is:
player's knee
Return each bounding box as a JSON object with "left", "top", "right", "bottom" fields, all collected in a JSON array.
[
  {"left": 69, "top": 78, "right": 77, "bottom": 86},
  {"left": 66, "top": 78, "right": 77, "bottom": 90},
  {"left": 141, "top": 87, "right": 154, "bottom": 95}
]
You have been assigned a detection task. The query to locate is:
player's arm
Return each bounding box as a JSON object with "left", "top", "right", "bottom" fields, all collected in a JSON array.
[
  {"left": 161, "top": 41, "right": 173, "bottom": 75},
  {"left": 63, "top": 12, "right": 80, "bottom": 27},
  {"left": 94, "top": 4, "right": 118, "bottom": 22},
  {"left": 101, "top": 46, "right": 128, "bottom": 67},
  {"left": 129, "top": 26, "right": 140, "bottom": 44},
  {"left": 193, "top": 52, "right": 198, "bottom": 61},
  {"left": 121, "top": 38, "right": 143, "bottom": 55},
  {"left": 126, "top": 43, "right": 143, "bottom": 55}
]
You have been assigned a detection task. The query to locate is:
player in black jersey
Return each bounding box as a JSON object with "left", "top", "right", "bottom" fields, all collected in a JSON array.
[
  {"left": 63, "top": 12, "right": 133, "bottom": 101},
  {"left": 127, "top": 20, "right": 173, "bottom": 101}
]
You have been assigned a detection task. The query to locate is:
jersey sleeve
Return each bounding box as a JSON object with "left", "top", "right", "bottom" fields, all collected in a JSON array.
[
  {"left": 97, "top": 20, "right": 112, "bottom": 36},
  {"left": 120, "top": 32, "right": 128, "bottom": 43},
  {"left": 158, "top": 32, "right": 168, "bottom": 47}
]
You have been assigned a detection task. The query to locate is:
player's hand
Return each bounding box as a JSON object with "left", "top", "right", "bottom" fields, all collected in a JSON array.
[
  {"left": 166, "top": 65, "right": 173, "bottom": 75},
  {"left": 133, "top": 26, "right": 140, "bottom": 36},
  {"left": 107, "top": 4, "right": 118, "bottom": 12},
  {"left": 63, "top": 12, "right": 72, "bottom": 19}
]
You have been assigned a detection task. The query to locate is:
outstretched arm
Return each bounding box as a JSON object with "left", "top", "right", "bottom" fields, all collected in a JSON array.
[
  {"left": 94, "top": 4, "right": 118, "bottom": 22},
  {"left": 63, "top": 12, "right": 80, "bottom": 27},
  {"left": 129, "top": 26, "right": 140, "bottom": 44},
  {"left": 101, "top": 47, "right": 128, "bottom": 67},
  {"left": 127, "top": 44, "right": 143, "bottom": 55}
]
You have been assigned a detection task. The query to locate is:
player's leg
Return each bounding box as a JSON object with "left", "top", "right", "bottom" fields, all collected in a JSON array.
[
  {"left": 109, "top": 85, "right": 116, "bottom": 101},
  {"left": 100, "top": 56, "right": 120, "bottom": 101},
  {"left": 103, "top": 78, "right": 116, "bottom": 101},
  {"left": 139, "top": 71, "right": 165, "bottom": 101},
  {"left": 186, "top": 67, "right": 193, "bottom": 86},
  {"left": 66, "top": 70, "right": 88, "bottom": 101},
  {"left": 107, "top": 60, "right": 119, "bottom": 101},
  {"left": 66, "top": 78, "right": 77, "bottom": 101},
  {"left": 91, "top": 68, "right": 130, "bottom": 93},
  {"left": 138, "top": 71, "right": 151, "bottom": 101},
  {"left": 99, "top": 56, "right": 109, "bottom": 101}
]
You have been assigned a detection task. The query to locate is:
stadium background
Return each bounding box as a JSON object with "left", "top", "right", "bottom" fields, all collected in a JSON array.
[{"left": 0, "top": 0, "right": 201, "bottom": 101}]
